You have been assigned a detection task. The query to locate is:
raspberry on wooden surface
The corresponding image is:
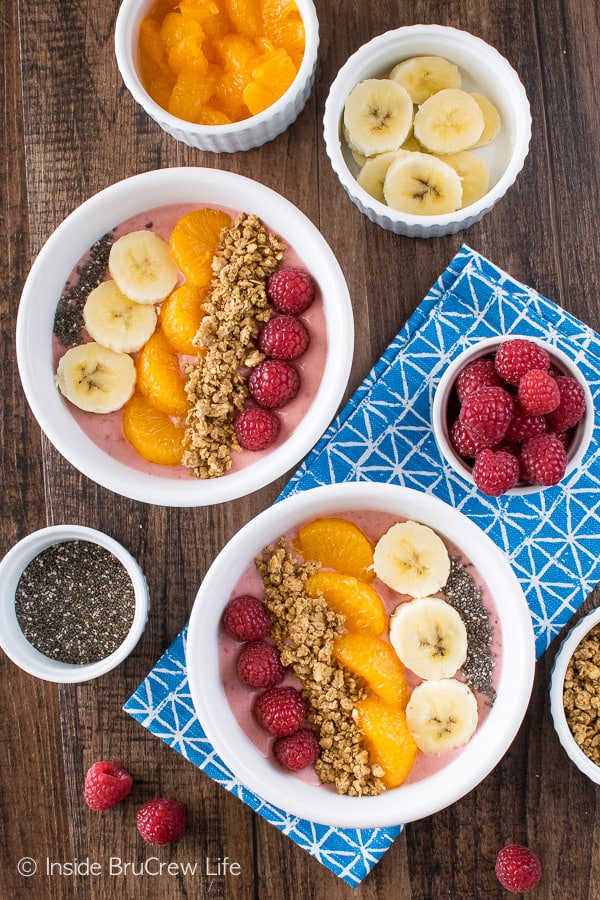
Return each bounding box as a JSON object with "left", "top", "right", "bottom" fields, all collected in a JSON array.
[
  {"left": 495, "top": 844, "right": 542, "bottom": 893},
  {"left": 136, "top": 797, "right": 187, "bottom": 845},
  {"left": 84, "top": 761, "right": 133, "bottom": 810}
]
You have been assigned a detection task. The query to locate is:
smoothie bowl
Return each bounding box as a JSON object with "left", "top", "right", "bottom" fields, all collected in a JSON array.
[
  {"left": 16, "top": 168, "right": 353, "bottom": 506},
  {"left": 186, "top": 482, "right": 535, "bottom": 828}
]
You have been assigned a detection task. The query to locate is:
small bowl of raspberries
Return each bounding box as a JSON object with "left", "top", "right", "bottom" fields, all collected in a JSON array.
[{"left": 432, "top": 336, "right": 594, "bottom": 497}]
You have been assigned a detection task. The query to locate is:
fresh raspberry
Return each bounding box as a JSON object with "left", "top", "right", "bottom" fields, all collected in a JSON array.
[
  {"left": 223, "top": 595, "right": 271, "bottom": 642},
  {"left": 237, "top": 640, "right": 285, "bottom": 688},
  {"left": 259, "top": 315, "right": 310, "bottom": 360},
  {"left": 273, "top": 728, "right": 321, "bottom": 771},
  {"left": 519, "top": 433, "right": 567, "bottom": 486},
  {"left": 234, "top": 407, "right": 280, "bottom": 450},
  {"left": 472, "top": 448, "right": 520, "bottom": 496},
  {"left": 494, "top": 338, "right": 550, "bottom": 385},
  {"left": 136, "top": 797, "right": 186, "bottom": 845},
  {"left": 547, "top": 375, "right": 587, "bottom": 430},
  {"left": 459, "top": 386, "right": 513, "bottom": 446},
  {"left": 254, "top": 686, "right": 306, "bottom": 736},
  {"left": 449, "top": 418, "right": 487, "bottom": 458},
  {"left": 455, "top": 357, "right": 503, "bottom": 403},
  {"left": 517, "top": 368, "right": 560, "bottom": 415},
  {"left": 248, "top": 360, "right": 300, "bottom": 409},
  {"left": 504, "top": 402, "right": 547, "bottom": 443},
  {"left": 266, "top": 267, "right": 315, "bottom": 314},
  {"left": 495, "top": 844, "right": 542, "bottom": 893},
  {"left": 84, "top": 761, "right": 133, "bottom": 810}
]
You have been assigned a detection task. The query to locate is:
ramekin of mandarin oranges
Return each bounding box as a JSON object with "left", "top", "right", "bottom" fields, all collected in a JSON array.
[{"left": 115, "top": 0, "right": 319, "bottom": 151}]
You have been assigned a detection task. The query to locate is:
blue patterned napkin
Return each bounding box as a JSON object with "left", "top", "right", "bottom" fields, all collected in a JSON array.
[{"left": 124, "top": 245, "right": 600, "bottom": 886}]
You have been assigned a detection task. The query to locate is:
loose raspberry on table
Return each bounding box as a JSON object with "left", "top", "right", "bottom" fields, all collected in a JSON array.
[
  {"left": 494, "top": 338, "right": 550, "bottom": 385},
  {"left": 450, "top": 418, "right": 487, "bottom": 459},
  {"left": 517, "top": 368, "right": 560, "bottom": 416},
  {"left": 495, "top": 844, "right": 542, "bottom": 893},
  {"left": 136, "top": 797, "right": 187, "bottom": 845},
  {"left": 519, "top": 432, "right": 567, "bottom": 486},
  {"left": 266, "top": 267, "right": 315, "bottom": 315},
  {"left": 234, "top": 407, "right": 280, "bottom": 451},
  {"left": 84, "top": 761, "right": 133, "bottom": 810},
  {"left": 459, "top": 386, "right": 514, "bottom": 446},
  {"left": 223, "top": 595, "right": 271, "bottom": 642},
  {"left": 237, "top": 640, "right": 285, "bottom": 688},
  {"left": 273, "top": 728, "right": 321, "bottom": 771},
  {"left": 504, "top": 402, "right": 547, "bottom": 443},
  {"left": 455, "top": 357, "right": 503, "bottom": 403},
  {"left": 259, "top": 315, "right": 310, "bottom": 360},
  {"left": 472, "top": 448, "right": 520, "bottom": 496},
  {"left": 253, "top": 686, "right": 306, "bottom": 736},
  {"left": 248, "top": 359, "right": 300, "bottom": 409},
  {"left": 548, "top": 375, "right": 587, "bottom": 430}
]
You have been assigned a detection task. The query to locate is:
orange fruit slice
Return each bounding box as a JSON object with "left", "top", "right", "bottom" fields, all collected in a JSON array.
[
  {"left": 332, "top": 632, "right": 408, "bottom": 707},
  {"left": 169, "top": 208, "right": 232, "bottom": 286},
  {"left": 293, "top": 517, "right": 375, "bottom": 582},
  {"left": 242, "top": 47, "right": 297, "bottom": 115},
  {"left": 122, "top": 394, "right": 185, "bottom": 466},
  {"left": 136, "top": 328, "right": 189, "bottom": 418},
  {"left": 168, "top": 65, "right": 218, "bottom": 122},
  {"left": 160, "top": 283, "right": 208, "bottom": 355},
  {"left": 355, "top": 697, "right": 418, "bottom": 788},
  {"left": 223, "top": 0, "right": 263, "bottom": 38},
  {"left": 261, "top": 0, "right": 305, "bottom": 67},
  {"left": 305, "top": 571, "right": 387, "bottom": 635},
  {"left": 161, "top": 11, "right": 208, "bottom": 75}
]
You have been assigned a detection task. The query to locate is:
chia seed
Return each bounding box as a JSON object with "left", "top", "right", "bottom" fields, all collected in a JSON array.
[
  {"left": 444, "top": 557, "right": 496, "bottom": 701},
  {"left": 15, "top": 540, "right": 135, "bottom": 665},
  {"left": 53, "top": 233, "right": 114, "bottom": 347}
]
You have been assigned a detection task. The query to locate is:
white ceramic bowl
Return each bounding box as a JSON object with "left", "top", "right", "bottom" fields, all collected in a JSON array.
[
  {"left": 432, "top": 336, "right": 594, "bottom": 495},
  {"left": 115, "top": 0, "right": 319, "bottom": 152},
  {"left": 550, "top": 606, "right": 600, "bottom": 783},
  {"left": 323, "top": 25, "right": 532, "bottom": 237},
  {"left": 16, "top": 167, "right": 353, "bottom": 506},
  {"left": 186, "top": 482, "right": 535, "bottom": 828},
  {"left": 0, "top": 525, "right": 149, "bottom": 683}
]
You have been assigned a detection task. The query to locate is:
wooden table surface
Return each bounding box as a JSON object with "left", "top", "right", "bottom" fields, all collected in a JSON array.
[{"left": 3, "top": 1, "right": 600, "bottom": 897}]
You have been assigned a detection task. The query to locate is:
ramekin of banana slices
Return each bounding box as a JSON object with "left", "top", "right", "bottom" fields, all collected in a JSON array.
[{"left": 323, "top": 25, "right": 532, "bottom": 237}]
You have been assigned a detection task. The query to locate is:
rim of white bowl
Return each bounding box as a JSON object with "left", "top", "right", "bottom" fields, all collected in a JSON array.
[
  {"left": 186, "top": 482, "right": 536, "bottom": 828},
  {"left": 549, "top": 606, "right": 600, "bottom": 783},
  {"left": 323, "top": 24, "right": 532, "bottom": 235},
  {"left": 0, "top": 525, "right": 149, "bottom": 683},
  {"left": 16, "top": 168, "right": 353, "bottom": 506},
  {"left": 431, "top": 336, "right": 595, "bottom": 495},
  {"left": 114, "top": 0, "right": 319, "bottom": 139}
]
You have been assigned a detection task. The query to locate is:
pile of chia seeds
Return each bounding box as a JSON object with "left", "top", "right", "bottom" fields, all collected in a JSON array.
[
  {"left": 15, "top": 539, "right": 135, "bottom": 665},
  {"left": 53, "top": 233, "right": 114, "bottom": 347}
]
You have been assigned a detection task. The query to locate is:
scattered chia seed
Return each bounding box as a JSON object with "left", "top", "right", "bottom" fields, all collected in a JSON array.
[
  {"left": 53, "top": 233, "right": 114, "bottom": 347},
  {"left": 15, "top": 540, "right": 135, "bottom": 665},
  {"left": 444, "top": 557, "right": 496, "bottom": 701}
]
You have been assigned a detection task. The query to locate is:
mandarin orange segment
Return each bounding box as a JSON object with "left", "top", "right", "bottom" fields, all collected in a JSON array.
[
  {"left": 122, "top": 394, "right": 185, "bottom": 466},
  {"left": 136, "top": 328, "right": 189, "bottom": 418},
  {"left": 161, "top": 11, "right": 208, "bottom": 74},
  {"left": 332, "top": 632, "right": 408, "bottom": 707},
  {"left": 223, "top": 0, "right": 263, "bottom": 38},
  {"left": 139, "top": 18, "right": 171, "bottom": 77},
  {"left": 178, "top": 0, "right": 220, "bottom": 22},
  {"left": 168, "top": 65, "right": 217, "bottom": 121},
  {"left": 261, "top": 0, "right": 305, "bottom": 67},
  {"left": 160, "top": 283, "right": 208, "bottom": 355},
  {"left": 242, "top": 47, "right": 296, "bottom": 115},
  {"left": 293, "top": 517, "right": 375, "bottom": 582},
  {"left": 169, "top": 208, "right": 231, "bottom": 286},
  {"left": 305, "top": 571, "right": 387, "bottom": 635},
  {"left": 355, "top": 697, "right": 418, "bottom": 788}
]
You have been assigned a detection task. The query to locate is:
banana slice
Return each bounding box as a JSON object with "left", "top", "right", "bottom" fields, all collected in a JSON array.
[
  {"left": 83, "top": 280, "right": 158, "bottom": 353},
  {"left": 55, "top": 342, "right": 136, "bottom": 414},
  {"left": 469, "top": 92, "right": 502, "bottom": 147},
  {"left": 357, "top": 150, "right": 408, "bottom": 203},
  {"left": 373, "top": 520, "right": 451, "bottom": 596},
  {"left": 405, "top": 678, "right": 479, "bottom": 753},
  {"left": 343, "top": 78, "right": 413, "bottom": 157},
  {"left": 435, "top": 150, "right": 490, "bottom": 207},
  {"left": 413, "top": 88, "right": 484, "bottom": 154},
  {"left": 383, "top": 151, "right": 463, "bottom": 215},
  {"left": 389, "top": 596, "right": 467, "bottom": 680},
  {"left": 389, "top": 55, "right": 462, "bottom": 105},
  {"left": 108, "top": 230, "right": 179, "bottom": 305}
]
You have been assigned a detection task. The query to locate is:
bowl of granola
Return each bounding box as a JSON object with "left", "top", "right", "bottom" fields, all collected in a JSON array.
[
  {"left": 186, "top": 482, "right": 535, "bottom": 827},
  {"left": 16, "top": 168, "right": 353, "bottom": 506}
]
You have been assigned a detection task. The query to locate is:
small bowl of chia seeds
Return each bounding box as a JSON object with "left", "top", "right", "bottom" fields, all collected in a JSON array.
[{"left": 0, "top": 525, "right": 149, "bottom": 682}]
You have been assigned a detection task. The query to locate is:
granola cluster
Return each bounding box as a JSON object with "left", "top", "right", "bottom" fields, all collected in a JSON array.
[
  {"left": 256, "top": 541, "right": 385, "bottom": 796},
  {"left": 182, "top": 213, "right": 286, "bottom": 478},
  {"left": 563, "top": 622, "right": 600, "bottom": 764}
]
